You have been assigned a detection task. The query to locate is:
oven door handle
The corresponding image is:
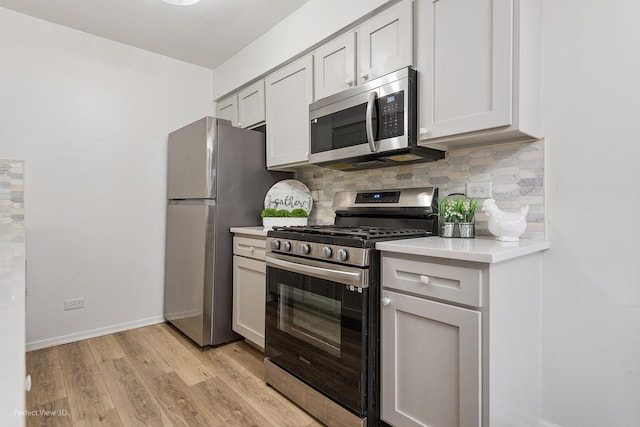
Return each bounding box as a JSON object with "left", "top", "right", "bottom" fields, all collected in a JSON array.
[
  {"left": 266, "top": 256, "right": 366, "bottom": 288},
  {"left": 366, "top": 91, "right": 379, "bottom": 152}
]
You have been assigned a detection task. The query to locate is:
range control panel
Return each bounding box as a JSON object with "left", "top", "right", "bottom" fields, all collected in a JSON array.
[{"left": 379, "top": 91, "right": 404, "bottom": 139}]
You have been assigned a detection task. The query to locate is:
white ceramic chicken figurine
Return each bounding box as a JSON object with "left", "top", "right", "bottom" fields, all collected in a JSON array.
[{"left": 482, "top": 199, "right": 529, "bottom": 242}]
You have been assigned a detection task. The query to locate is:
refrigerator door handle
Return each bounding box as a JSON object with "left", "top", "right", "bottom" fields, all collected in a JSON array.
[{"left": 168, "top": 199, "right": 216, "bottom": 206}]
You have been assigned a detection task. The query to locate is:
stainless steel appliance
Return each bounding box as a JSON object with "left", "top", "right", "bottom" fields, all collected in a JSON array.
[
  {"left": 264, "top": 187, "right": 439, "bottom": 427},
  {"left": 309, "top": 68, "right": 444, "bottom": 171},
  {"left": 164, "top": 117, "right": 289, "bottom": 347}
]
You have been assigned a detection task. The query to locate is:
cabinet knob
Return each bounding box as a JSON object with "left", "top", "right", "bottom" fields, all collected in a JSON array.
[
  {"left": 420, "top": 275, "right": 431, "bottom": 285},
  {"left": 361, "top": 72, "right": 369, "bottom": 81},
  {"left": 382, "top": 297, "right": 391, "bottom": 306},
  {"left": 249, "top": 246, "right": 255, "bottom": 254},
  {"left": 419, "top": 127, "right": 428, "bottom": 135},
  {"left": 346, "top": 79, "right": 354, "bottom": 86}
]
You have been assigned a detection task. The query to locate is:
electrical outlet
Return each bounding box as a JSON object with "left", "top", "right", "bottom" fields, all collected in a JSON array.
[
  {"left": 466, "top": 182, "right": 492, "bottom": 199},
  {"left": 64, "top": 298, "right": 84, "bottom": 310}
]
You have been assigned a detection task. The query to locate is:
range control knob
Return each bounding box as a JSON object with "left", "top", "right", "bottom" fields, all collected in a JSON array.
[
  {"left": 270, "top": 240, "right": 280, "bottom": 250},
  {"left": 282, "top": 241, "right": 292, "bottom": 252},
  {"left": 321, "top": 246, "right": 333, "bottom": 258},
  {"left": 336, "top": 249, "right": 349, "bottom": 262},
  {"left": 300, "top": 243, "right": 311, "bottom": 255}
]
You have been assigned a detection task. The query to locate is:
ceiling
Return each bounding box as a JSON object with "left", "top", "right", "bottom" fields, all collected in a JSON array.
[{"left": 0, "top": 0, "right": 310, "bottom": 69}]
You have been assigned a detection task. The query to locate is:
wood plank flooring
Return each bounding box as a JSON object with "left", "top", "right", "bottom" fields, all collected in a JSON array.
[{"left": 25, "top": 323, "right": 323, "bottom": 427}]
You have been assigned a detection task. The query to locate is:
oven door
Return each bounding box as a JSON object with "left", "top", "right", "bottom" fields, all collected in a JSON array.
[{"left": 265, "top": 253, "right": 368, "bottom": 415}]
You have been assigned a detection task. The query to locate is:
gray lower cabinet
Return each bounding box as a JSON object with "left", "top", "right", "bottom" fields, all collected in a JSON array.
[
  {"left": 380, "top": 251, "right": 542, "bottom": 427},
  {"left": 381, "top": 290, "right": 481, "bottom": 427},
  {"left": 232, "top": 234, "right": 267, "bottom": 349}
]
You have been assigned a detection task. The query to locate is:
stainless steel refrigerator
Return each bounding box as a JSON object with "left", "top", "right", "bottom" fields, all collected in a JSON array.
[{"left": 164, "top": 117, "right": 289, "bottom": 346}]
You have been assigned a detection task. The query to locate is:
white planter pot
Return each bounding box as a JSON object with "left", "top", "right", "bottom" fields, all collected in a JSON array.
[{"left": 262, "top": 217, "right": 308, "bottom": 230}]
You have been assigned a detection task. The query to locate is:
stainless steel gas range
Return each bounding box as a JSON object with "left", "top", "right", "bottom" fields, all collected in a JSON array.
[{"left": 264, "top": 187, "right": 439, "bottom": 427}]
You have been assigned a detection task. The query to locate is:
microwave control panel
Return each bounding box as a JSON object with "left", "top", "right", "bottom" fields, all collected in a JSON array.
[{"left": 379, "top": 91, "right": 404, "bottom": 139}]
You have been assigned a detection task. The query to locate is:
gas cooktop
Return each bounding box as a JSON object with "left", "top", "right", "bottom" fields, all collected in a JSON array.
[
  {"left": 270, "top": 225, "right": 431, "bottom": 239},
  {"left": 267, "top": 187, "right": 439, "bottom": 260}
]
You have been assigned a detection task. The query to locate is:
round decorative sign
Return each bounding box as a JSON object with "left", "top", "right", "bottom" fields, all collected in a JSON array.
[{"left": 264, "top": 179, "right": 313, "bottom": 214}]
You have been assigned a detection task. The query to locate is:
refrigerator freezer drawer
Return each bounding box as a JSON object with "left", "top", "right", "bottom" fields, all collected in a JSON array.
[{"left": 164, "top": 202, "right": 215, "bottom": 346}]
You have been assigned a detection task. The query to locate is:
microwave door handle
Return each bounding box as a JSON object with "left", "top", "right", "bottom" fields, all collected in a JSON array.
[{"left": 366, "top": 91, "right": 378, "bottom": 152}]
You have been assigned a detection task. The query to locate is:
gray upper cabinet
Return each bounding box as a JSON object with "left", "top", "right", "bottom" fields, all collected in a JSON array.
[
  {"left": 357, "top": 0, "right": 413, "bottom": 85},
  {"left": 265, "top": 55, "right": 313, "bottom": 169},
  {"left": 313, "top": 31, "right": 356, "bottom": 101},
  {"left": 216, "top": 80, "right": 265, "bottom": 129},
  {"left": 216, "top": 95, "right": 238, "bottom": 127},
  {"left": 313, "top": 0, "right": 413, "bottom": 101},
  {"left": 238, "top": 80, "right": 265, "bottom": 128},
  {"left": 417, "top": 0, "right": 542, "bottom": 148}
]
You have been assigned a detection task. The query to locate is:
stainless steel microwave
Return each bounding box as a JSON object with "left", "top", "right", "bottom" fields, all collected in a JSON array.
[{"left": 309, "top": 67, "right": 444, "bottom": 171}]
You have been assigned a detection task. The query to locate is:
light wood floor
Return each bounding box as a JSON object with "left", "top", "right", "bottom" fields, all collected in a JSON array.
[{"left": 25, "top": 323, "right": 323, "bottom": 427}]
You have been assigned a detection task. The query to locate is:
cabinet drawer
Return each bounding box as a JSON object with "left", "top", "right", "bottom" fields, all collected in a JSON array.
[
  {"left": 382, "top": 254, "right": 483, "bottom": 307},
  {"left": 233, "top": 236, "right": 267, "bottom": 261}
]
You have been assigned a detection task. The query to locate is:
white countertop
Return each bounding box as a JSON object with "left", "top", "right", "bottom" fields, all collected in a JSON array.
[
  {"left": 376, "top": 236, "right": 550, "bottom": 264},
  {"left": 230, "top": 226, "right": 268, "bottom": 237}
]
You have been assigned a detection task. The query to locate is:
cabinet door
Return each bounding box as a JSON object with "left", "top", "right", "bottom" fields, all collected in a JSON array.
[
  {"left": 265, "top": 55, "right": 313, "bottom": 169},
  {"left": 238, "top": 80, "right": 265, "bottom": 128},
  {"left": 216, "top": 95, "right": 238, "bottom": 127},
  {"left": 419, "top": 0, "right": 513, "bottom": 140},
  {"left": 357, "top": 0, "right": 413, "bottom": 85},
  {"left": 314, "top": 31, "right": 356, "bottom": 100},
  {"left": 381, "top": 290, "right": 481, "bottom": 427},
  {"left": 232, "top": 255, "right": 266, "bottom": 349}
]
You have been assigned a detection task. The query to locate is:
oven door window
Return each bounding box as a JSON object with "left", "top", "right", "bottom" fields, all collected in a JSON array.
[{"left": 279, "top": 284, "right": 342, "bottom": 357}]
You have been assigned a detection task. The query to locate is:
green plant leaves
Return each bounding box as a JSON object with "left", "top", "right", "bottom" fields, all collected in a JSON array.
[{"left": 260, "top": 208, "right": 309, "bottom": 218}]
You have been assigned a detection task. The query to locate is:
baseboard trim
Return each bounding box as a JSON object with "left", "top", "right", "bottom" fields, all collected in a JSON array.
[{"left": 25, "top": 315, "right": 166, "bottom": 351}]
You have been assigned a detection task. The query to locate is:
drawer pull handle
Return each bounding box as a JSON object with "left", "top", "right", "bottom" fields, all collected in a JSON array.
[
  {"left": 250, "top": 247, "right": 255, "bottom": 254},
  {"left": 420, "top": 275, "right": 431, "bottom": 285},
  {"left": 382, "top": 297, "right": 391, "bottom": 306}
]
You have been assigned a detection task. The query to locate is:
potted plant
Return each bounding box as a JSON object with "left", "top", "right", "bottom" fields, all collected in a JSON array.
[
  {"left": 261, "top": 208, "right": 309, "bottom": 229},
  {"left": 437, "top": 194, "right": 478, "bottom": 238},
  {"left": 438, "top": 197, "right": 461, "bottom": 238},
  {"left": 456, "top": 197, "right": 478, "bottom": 238}
]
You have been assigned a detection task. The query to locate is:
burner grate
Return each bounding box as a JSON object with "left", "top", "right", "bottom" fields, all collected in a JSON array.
[{"left": 271, "top": 225, "right": 430, "bottom": 239}]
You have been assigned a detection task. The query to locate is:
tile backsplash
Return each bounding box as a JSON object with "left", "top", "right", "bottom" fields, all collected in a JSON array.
[
  {"left": 295, "top": 140, "right": 545, "bottom": 240},
  {"left": 0, "top": 159, "right": 25, "bottom": 285},
  {"left": 0, "top": 160, "right": 24, "bottom": 235}
]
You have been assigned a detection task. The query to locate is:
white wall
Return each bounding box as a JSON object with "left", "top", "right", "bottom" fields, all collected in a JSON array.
[
  {"left": 212, "top": 0, "right": 391, "bottom": 99},
  {"left": 542, "top": 0, "right": 640, "bottom": 426},
  {"left": 0, "top": 8, "right": 215, "bottom": 349}
]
